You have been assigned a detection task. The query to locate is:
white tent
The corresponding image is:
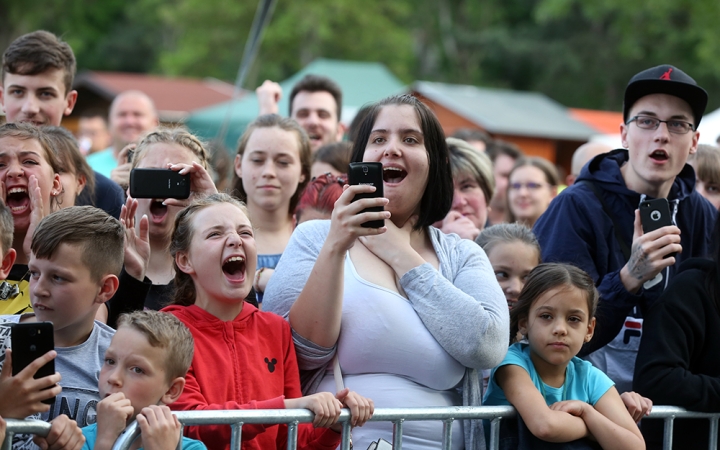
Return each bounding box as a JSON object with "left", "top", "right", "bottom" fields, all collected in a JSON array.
[{"left": 698, "top": 107, "right": 720, "bottom": 145}]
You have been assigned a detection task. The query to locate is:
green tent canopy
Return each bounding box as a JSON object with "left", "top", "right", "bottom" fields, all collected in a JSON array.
[{"left": 185, "top": 58, "right": 406, "bottom": 151}]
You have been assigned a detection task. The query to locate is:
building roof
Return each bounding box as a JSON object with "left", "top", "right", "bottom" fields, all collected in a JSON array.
[
  {"left": 73, "top": 71, "right": 236, "bottom": 121},
  {"left": 186, "top": 58, "right": 406, "bottom": 149},
  {"left": 412, "top": 81, "right": 597, "bottom": 141},
  {"left": 569, "top": 108, "right": 624, "bottom": 135}
]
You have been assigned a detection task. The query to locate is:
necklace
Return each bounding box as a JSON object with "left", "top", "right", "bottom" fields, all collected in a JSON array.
[{"left": 539, "top": 367, "right": 568, "bottom": 402}]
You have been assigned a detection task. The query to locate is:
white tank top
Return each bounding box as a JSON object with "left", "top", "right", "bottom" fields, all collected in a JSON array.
[{"left": 316, "top": 254, "right": 465, "bottom": 449}]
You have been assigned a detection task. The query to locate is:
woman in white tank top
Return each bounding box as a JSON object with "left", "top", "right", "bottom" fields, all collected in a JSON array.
[{"left": 264, "top": 94, "right": 510, "bottom": 449}]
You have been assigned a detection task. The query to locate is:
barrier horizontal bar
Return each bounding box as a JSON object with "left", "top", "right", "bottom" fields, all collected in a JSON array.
[{"left": 5, "top": 406, "right": 720, "bottom": 450}]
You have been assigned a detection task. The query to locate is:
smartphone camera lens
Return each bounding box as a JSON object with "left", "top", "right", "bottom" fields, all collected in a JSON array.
[
  {"left": 30, "top": 344, "right": 37, "bottom": 352},
  {"left": 363, "top": 166, "right": 368, "bottom": 174},
  {"left": 29, "top": 328, "right": 37, "bottom": 336}
]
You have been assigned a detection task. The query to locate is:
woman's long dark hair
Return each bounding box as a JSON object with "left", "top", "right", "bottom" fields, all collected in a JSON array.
[{"left": 350, "top": 95, "right": 453, "bottom": 230}]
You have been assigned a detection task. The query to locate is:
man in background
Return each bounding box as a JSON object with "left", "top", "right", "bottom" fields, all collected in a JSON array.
[
  {"left": 256, "top": 74, "right": 344, "bottom": 152},
  {"left": 86, "top": 90, "right": 158, "bottom": 184},
  {"left": 565, "top": 141, "right": 612, "bottom": 186},
  {"left": 77, "top": 109, "right": 111, "bottom": 155}
]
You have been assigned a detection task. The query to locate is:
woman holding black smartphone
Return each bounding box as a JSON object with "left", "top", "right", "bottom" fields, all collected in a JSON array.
[
  {"left": 103, "top": 127, "right": 217, "bottom": 326},
  {"left": 263, "top": 95, "right": 509, "bottom": 450}
]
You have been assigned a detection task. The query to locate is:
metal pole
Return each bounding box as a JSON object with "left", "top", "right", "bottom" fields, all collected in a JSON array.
[
  {"left": 230, "top": 423, "right": 243, "bottom": 450},
  {"left": 392, "top": 419, "right": 403, "bottom": 450},
  {"left": 663, "top": 417, "right": 674, "bottom": 450},
  {"left": 286, "top": 421, "right": 298, "bottom": 450},
  {"left": 708, "top": 417, "right": 718, "bottom": 450},
  {"left": 440, "top": 418, "right": 453, "bottom": 450},
  {"left": 215, "top": 0, "right": 278, "bottom": 145}
]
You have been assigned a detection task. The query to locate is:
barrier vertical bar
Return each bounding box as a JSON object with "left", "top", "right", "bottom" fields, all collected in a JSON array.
[
  {"left": 663, "top": 417, "right": 674, "bottom": 450},
  {"left": 176, "top": 423, "right": 185, "bottom": 450},
  {"left": 392, "top": 419, "right": 404, "bottom": 450},
  {"left": 441, "top": 418, "right": 453, "bottom": 450},
  {"left": 709, "top": 417, "right": 718, "bottom": 450},
  {"left": 230, "top": 423, "right": 243, "bottom": 450},
  {"left": 489, "top": 417, "right": 501, "bottom": 450},
  {"left": 286, "top": 421, "right": 299, "bottom": 450},
  {"left": 2, "top": 432, "right": 13, "bottom": 450},
  {"left": 340, "top": 421, "right": 352, "bottom": 450}
]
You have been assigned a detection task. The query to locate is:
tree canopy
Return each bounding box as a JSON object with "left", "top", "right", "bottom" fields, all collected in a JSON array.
[{"left": 4, "top": 0, "right": 720, "bottom": 111}]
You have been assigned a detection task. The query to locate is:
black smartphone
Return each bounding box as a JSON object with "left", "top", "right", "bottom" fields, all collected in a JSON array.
[
  {"left": 639, "top": 198, "right": 673, "bottom": 234},
  {"left": 348, "top": 162, "right": 384, "bottom": 228},
  {"left": 640, "top": 198, "right": 676, "bottom": 258},
  {"left": 12, "top": 322, "right": 56, "bottom": 405},
  {"left": 130, "top": 168, "right": 191, "bottom": 199}
]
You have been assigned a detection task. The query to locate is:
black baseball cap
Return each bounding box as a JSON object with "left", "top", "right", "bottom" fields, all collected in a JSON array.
[{"left": 623, "top": 64, "right": 708, "bottom": 129}]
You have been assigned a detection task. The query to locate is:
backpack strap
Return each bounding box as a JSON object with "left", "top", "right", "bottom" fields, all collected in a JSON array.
[{"left": 576, "top": 180, "right": 632, "bottom": 261}]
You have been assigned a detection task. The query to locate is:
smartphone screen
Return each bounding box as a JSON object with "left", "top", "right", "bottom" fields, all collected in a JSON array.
[
  {"left": 129, "top": 168, "right": 191, "bottom": 199},
  {"left": 12, "top": 322, "right": 56, "bottom": 405},
  {"left": 348, "top": 162, "right": 384, "bottom": 228}
]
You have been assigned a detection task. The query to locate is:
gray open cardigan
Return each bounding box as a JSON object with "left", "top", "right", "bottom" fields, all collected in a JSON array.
[{"left": 263, "top": 220, "right": 510, "bottom": 450}]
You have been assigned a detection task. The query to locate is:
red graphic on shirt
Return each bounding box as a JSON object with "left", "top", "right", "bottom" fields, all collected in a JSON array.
[{"left": 660, "top": 68, "right": 673, "bottom": 80}]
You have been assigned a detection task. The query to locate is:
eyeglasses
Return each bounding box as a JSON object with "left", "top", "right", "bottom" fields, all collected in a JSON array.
[
  {"left": 509, "top": 182, "right": 551, "bottom": 191},
  {"left": 626, "top": 115, "right": 695, "bottom": 134}
]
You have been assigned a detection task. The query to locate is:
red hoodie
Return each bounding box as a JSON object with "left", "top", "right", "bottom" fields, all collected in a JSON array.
[{"left": 162, "top": 303, "right": 340, "bottom": 450}]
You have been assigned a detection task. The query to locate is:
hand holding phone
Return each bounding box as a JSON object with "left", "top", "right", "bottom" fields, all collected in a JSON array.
[
  {"left": 348, "top": 162, "right": 384, "bottom": 228},
  {"left": 0, "top": 322, "right": 61, "bottom": 419},
  {"left": 12, "top": 323, "right": 55, "bottom": 378}
]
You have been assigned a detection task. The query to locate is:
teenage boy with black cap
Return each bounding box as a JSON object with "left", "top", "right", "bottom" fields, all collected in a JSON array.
[{"left": 533, "top": 65, "right": 716, "bottom": 394}]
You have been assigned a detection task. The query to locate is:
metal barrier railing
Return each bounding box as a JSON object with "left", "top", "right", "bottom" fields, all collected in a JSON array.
[
  {"left": 1, "top": 419, "right": 51, "bottom": 450},
  {"left": 3, "top": 406, "right": 719, "bottom": 450}
]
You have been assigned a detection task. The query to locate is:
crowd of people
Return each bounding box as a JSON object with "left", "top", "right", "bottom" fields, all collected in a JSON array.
[{"left": 0, "top": 28, "right": 719, "bottom": 450}]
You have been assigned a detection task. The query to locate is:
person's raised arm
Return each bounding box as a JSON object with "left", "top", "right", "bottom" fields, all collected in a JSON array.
[
  {"left": 256, "top": 81, "right": 282, "bottom": 116},
  {"left": 287, "top": 185, "right": 389, "bottom": 348},
  {"left": 497, "top": 365, "right": 589, "bottom": 442}
]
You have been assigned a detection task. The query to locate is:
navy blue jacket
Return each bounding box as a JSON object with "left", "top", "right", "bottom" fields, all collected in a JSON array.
[
  {"left": 533, "top": 149, "right": 715, "bottom": 353},
  {"left": 76, "top": 171, "right": 124, "bottom": 219}
]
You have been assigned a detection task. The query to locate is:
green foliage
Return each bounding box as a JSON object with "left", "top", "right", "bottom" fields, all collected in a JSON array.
[
  {"left": 156, "top": 0, "right": 415, "bottom": 84},
  {"left": 4, "top": 0, "right": 720, "bottom": 111}
]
